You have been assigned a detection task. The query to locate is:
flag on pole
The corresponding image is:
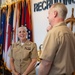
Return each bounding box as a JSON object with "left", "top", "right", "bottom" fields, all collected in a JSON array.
[
  {"left": 12, "top": 3, "right": 18, "bottom": 43},
  {"left": 0, "top": 9, "right": 6, "bottom": 44},
  {"left": 19, "top": 1, "right": 22, "bottom": 27},
  {"left": 13, "top": 2, "right": 21, "bottom": 43},
  {"left": 15, "top": 2, "right": 21, "bottom": 41},
  {"left": 2, "top": 7, "right": 8, "bottom": 63},
  {"left": 3, "top": 5, "right": 13, "bottom": 70},
  {"left": 24, "top": 0, "right": 33, "bottom": 41},
  {"left": 21, "top": 0, "right": 25, "bottom": 26},
  {"left": 6, "top": 5, "right": 14, "bottom": 70},
  {"left": 3, "top": 5, "right": 10, "bottom": 68}
]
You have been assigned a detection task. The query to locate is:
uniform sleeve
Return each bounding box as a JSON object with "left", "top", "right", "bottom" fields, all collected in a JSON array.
[
  {"left": 40, "top": 32, "right": 59, "bottom": 62},
  {"left": 30, "top": 43, "right": 38, "bottom": 59}
]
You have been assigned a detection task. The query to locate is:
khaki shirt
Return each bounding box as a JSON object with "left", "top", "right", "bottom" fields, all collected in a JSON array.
[
  {"left": 40, "top": 22, "right": 75, "bottom": 75},
  {"left": 9, "top": 40, "right": 38, "bottom": 75}
]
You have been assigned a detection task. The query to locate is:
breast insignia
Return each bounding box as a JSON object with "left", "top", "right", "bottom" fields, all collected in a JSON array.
[{"left": 25, "top": 47, "right": 31, "bottom": 50}]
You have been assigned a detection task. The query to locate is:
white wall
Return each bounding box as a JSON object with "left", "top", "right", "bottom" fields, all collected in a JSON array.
[{"left": 31, "top": 0, "right": 75, "bottom": 50}]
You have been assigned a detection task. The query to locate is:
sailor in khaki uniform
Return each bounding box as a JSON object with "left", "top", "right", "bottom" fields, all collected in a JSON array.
[
  {"left": 9, "top": 27, "right": 38, "bottom": 75},
  {"left": 39, "top": 3, "right": 75, "bottom": 75}
]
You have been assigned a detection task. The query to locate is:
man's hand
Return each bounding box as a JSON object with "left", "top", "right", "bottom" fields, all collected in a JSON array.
[{"left": 46, "top": 25, "right": 52, "bottom": 32}]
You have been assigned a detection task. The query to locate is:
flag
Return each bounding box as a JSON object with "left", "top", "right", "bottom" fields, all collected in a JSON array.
[
  {"left": 9, "top": 5, "right": 14, "bottom": 36},
  {"left": 2, "top": 7, "right": 8, "bottom": 63},
  {"left": 19, "top": 1, "right": 22, "bottom": 27},
  {"left": 24, "top": 0, "right": 33, "bottom": 41},
  {"left": 12, "top": 3, "right": 18, "bottom": 43},
  {"left": 3, "top": 5, "right": 13, "bottom": 70},
  {"left": 0, "top": 9, "right": 6, "bottom": 44},
  {"left": 21, "top": 0, "right": 25, "bottom": 25},
  {"left": 13, "top": 2, "right": 21, "bottom": 43},
  {"left": 6, "top": 5, "right": 14, "bottom": 70},
  {"left": 15, "top": 2, "right": 21, "bottom": 41}
]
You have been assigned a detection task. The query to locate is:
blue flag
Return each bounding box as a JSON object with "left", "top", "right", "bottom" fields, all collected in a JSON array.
[
  {"left": 0, "top": 9, "right": 6, "bottom": 44},
  {"left": 9, "top": 5, "right": 14, "bottom": 32}
]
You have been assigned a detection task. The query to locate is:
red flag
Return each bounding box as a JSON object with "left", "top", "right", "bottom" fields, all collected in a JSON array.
[{"left": 25, "top": 0, "right": 33, "bottom": 41}]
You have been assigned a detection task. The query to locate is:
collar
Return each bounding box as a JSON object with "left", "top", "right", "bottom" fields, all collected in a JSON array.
[
  {"left": 53, "top": 22, "right": 66, "bottom": 28},
  {"left": 17, "top": 39, "right": 30, "bottom": 46}
]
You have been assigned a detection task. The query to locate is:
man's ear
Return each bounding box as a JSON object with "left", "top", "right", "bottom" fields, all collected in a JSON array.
[{"left": 54, "top": 11, "right": 58, "bottom": 17}]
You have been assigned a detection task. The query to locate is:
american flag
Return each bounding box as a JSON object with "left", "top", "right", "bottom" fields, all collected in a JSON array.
[{"left": 2, "top": 5, "right": 13, "bottom": 70}]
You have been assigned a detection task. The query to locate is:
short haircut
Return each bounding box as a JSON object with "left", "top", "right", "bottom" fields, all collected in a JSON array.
[
  {"left": 18, "top": 26, "right": 27, "bottom": 32},
  {"left": 52, "top": 3, "right": 67, "bottom": 19}
]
